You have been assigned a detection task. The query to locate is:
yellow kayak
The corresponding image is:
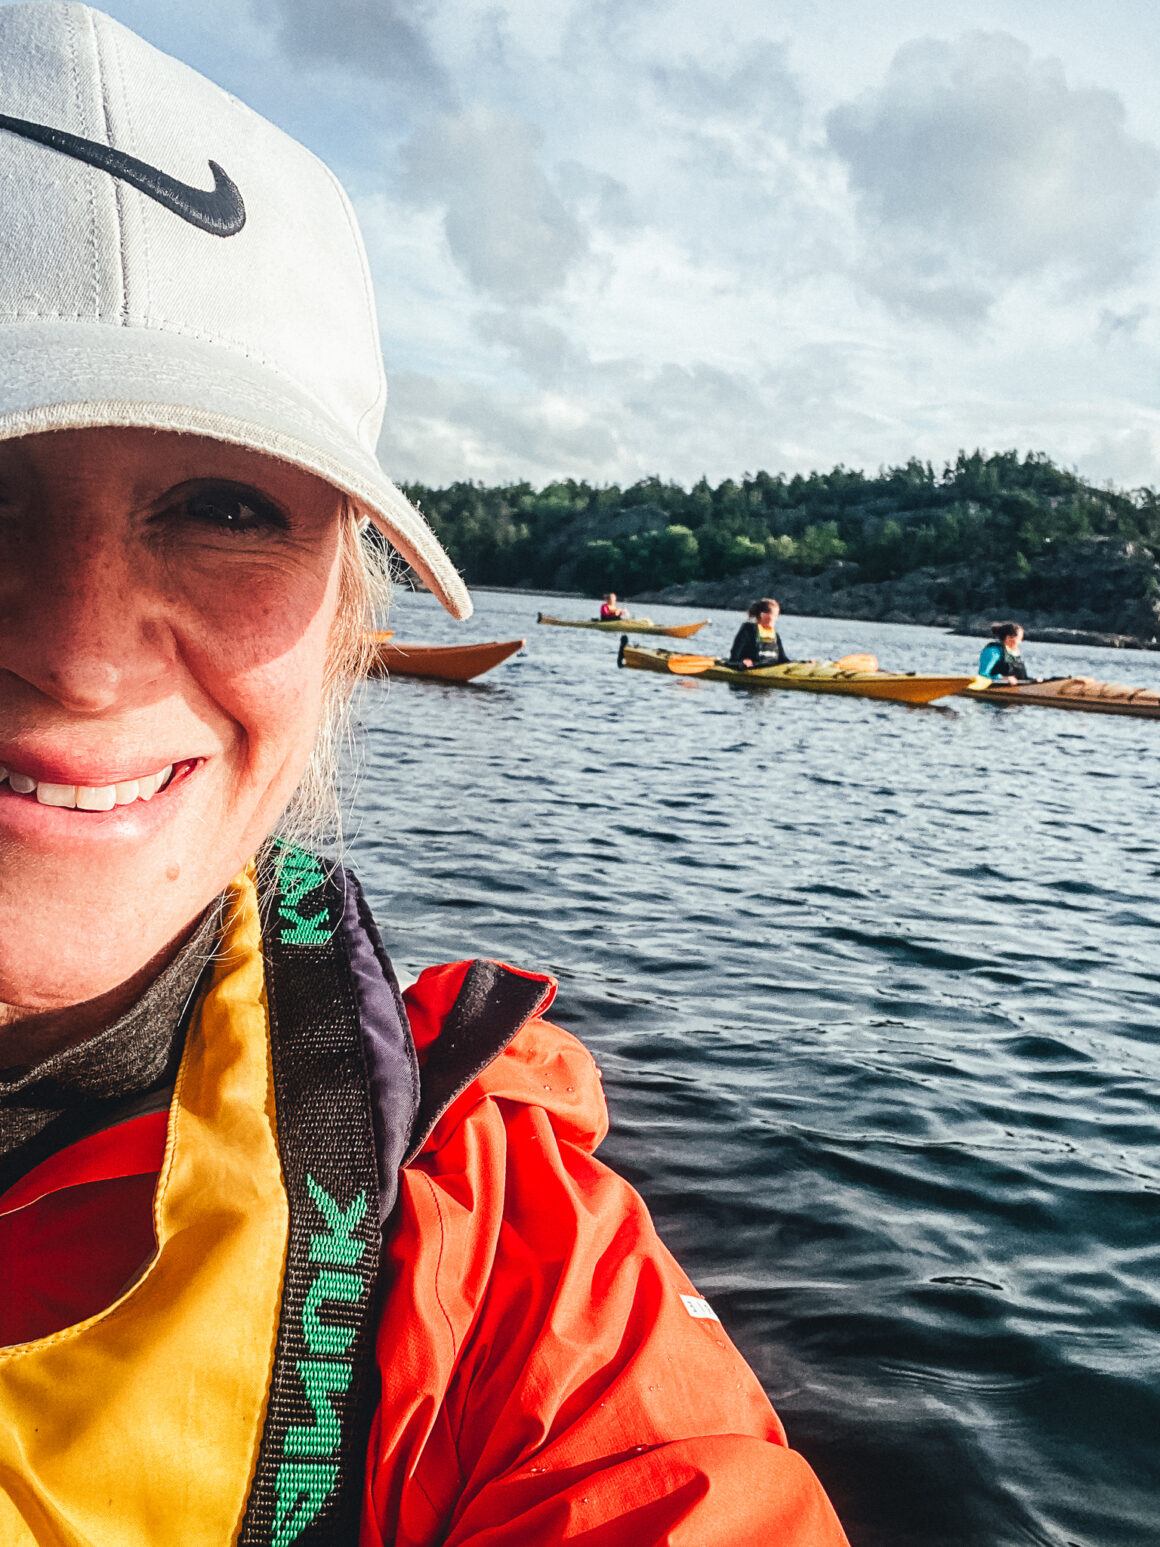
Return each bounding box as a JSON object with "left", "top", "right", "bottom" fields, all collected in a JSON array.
[
  {"left": 619, "top": 642, "right": 972, "bottom": 703},
  {"left": 963, "top": 676, "right": 1160, "bottom": 718},
  {"left": 538, "top": 612, "right": 708, "bottom": 638}
]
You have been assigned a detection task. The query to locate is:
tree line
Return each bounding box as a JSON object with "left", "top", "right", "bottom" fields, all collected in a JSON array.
[{"left": 399, "top": 451, "right": 1160, "bottom": 599}]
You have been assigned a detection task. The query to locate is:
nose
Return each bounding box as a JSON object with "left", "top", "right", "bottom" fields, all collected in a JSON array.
[{"left": 0, "top": 524, "right": 174, "bottom": 714}]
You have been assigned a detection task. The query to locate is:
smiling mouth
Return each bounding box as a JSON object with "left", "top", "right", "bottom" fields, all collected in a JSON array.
[{"left": 0, "top": 761, "right": 182, "bottom": 810}]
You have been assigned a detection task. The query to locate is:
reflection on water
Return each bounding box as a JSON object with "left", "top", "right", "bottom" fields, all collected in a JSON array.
[{"left": 350, "top": 591, "right": 1160, "bottom": 1547}]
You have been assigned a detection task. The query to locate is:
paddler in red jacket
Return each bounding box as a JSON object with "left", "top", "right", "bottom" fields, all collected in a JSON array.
[{"left": 0, "top": 8, "right": 849, "bottom": 1545}]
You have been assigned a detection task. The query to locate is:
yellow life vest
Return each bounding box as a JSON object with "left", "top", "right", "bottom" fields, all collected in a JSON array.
[
  {"left": 0, "top": 848, "right": 399, "bottom": 1547},
  {"left": 0, "top": 868, "right": 288, "bottom": 1545}
]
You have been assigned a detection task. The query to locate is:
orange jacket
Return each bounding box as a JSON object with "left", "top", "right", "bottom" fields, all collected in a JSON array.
[
  {"left": 367, "top": 960, "right": 848, "bottom": 1545},
  {"left": 0, "top": 957, "right": 848, "bottom": 1546}
]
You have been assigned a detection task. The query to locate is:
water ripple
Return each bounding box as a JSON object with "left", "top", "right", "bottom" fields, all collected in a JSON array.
[{"left": 351, "top": 594, "right": 1160, "bottom": 1547}]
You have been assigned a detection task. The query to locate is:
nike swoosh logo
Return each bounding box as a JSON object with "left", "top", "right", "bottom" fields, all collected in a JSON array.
[{"left": 0, "top": 114, "right": 245, "bottom": 236}]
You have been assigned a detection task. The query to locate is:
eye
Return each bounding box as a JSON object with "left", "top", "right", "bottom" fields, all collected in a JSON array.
[{"left": 165, "top": 480, "right": 289, "bottom": 535}]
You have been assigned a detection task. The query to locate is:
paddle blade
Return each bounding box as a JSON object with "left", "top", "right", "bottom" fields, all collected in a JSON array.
[
  {"left": 834, "top": 652, "right": 879, "bottom": 672},
  {"left": 666, "top": 654, "right": 717, "bottom": 674}
]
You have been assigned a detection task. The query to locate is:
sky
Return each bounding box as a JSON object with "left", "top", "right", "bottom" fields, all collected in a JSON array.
[{"left": 18, "top": 0, "right": 1160, "bottom": 491}]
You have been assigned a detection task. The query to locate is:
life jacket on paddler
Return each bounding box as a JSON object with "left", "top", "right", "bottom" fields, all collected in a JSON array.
[
  {"left": 978, "top": 641, "right": 1028, "bottom": 680},
  {"left": 0, "top": 849, "right": 849, "bottom": 1547},
  {"left": 729, "top": 619, "right": 788, "bottom": 669}
]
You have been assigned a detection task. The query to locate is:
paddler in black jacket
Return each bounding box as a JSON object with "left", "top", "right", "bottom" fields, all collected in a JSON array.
[{"left": 729, "top": 598, "right": 792, "bottom": 668}]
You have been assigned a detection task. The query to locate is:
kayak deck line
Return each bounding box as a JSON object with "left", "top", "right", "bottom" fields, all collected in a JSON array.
[
  {"left": 618, "top": 640, "right": 972, "bottom": 704},
  {"left": 962, "top": 677, "right": 1160, "bottom": 718},
  {"left": 365, "top": 635, "right": 525, "bottom": 682},
  {"left": 538, "top": 612, "right": 709, "bottom": 638}
]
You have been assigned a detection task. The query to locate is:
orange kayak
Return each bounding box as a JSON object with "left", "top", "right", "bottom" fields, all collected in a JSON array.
[{"left": 366, "top": 635, "right": 524, "bottom": 682}]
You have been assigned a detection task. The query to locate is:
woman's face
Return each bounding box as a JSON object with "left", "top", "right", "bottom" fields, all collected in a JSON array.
[{"left": 0, "top": 427, "right": 346, "bottom": 1015}]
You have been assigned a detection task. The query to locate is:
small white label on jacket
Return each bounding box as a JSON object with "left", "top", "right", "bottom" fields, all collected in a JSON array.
[{"left": 680, "top": 1294, "right": 720, "bottom": 1321}]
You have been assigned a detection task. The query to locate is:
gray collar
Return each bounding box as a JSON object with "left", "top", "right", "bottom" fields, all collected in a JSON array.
[{"left": 0, "top": 903, "right": 223, "bottom": 1188}]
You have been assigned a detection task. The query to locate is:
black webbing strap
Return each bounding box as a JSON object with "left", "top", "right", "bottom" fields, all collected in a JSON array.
[{"left": 239, "top": 848, "right": 383, "bottom": 1547}]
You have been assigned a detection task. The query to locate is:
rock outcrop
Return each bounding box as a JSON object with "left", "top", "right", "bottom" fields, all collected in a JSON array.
[{"left": 636, "top": 537, "right": 1160, "bottom": 651}]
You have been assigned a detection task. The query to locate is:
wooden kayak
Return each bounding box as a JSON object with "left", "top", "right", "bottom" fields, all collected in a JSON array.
[
  {"left": 618, "top": 642, "right": 972, "bottom": 703},
  {"left": 538, "top": 611, "right": 708, "bottom": 638},
  {"left": 366, "top": 634, "right": 524, "bottom": 682},
  {"left": 962, "top": 676, "right": 1160, "bottom": 718}
]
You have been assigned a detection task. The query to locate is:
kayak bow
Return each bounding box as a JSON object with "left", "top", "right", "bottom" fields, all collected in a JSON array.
[{"left": 366, "top": 635, "right": 524, "bottom": 682}]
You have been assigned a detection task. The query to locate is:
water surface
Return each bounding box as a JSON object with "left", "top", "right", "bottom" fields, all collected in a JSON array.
[{"left": 350, "top": 592, "right": 1160, "bottom": 1547}]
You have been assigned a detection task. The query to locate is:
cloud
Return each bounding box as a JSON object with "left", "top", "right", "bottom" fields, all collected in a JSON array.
[
  {"left": 236, "top": 2, "right": 1160, "bottom": 494},
  {"left": 382, "top": 369, "right": 621, "bottom": 485},
  {"left": 651, "top": 40, "right": 804, "bottom": 141},
  {"left": 828, "top": 31, "right": 1160, "bottom": 315},
  {"left": 473, "top": 311, "right": 590, "bottom": 385},
  {"left": 611, "top": 41, "right": 847, "bottom": 288},
  {"left": 400, "top": 106, "right": 587, "bottom": 303},
  {"left": 1097, "top": 304, "right": 1148, "bottom": 343},
  {"left": 261, "top": 0, "right": 447, "bottom": 91},
  {"left": 380, "top": 346, "right": 853, "bottom": 489},
  {"left": 1075, "top": 425, "right": 1160, "bottom": 489},
  {"left": 555, "top": 162, "right": 637, "bottom": 236}
]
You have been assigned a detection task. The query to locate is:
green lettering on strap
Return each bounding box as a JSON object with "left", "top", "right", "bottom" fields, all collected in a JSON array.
[
  {"left": 268, "top": 1180, "right": 372, "bottom": 1543},
  {"left": 273, "top": 845, "right": 333, "bottom": 946},
  {"left": 307, "top": 1175, "right": 369, "bottom": 1267},
  {"left": 272, "top": 1461, "right": 338, "bottom": 1547},
  {"left": 302, "top": 1271, "right": 361, "bottom": 1356},
  {"left": 284, "top": 1360, "right": 351, "bottom": 1456}
]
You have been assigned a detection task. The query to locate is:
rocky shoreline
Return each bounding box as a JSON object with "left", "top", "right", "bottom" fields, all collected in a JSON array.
[{"left": 633, "top": 537, "right": 1160, "bottom": 653}]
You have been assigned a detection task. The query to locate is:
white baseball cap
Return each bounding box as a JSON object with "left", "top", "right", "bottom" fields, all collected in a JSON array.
[{"left": 0, "top": 2, "right": 472, "bottom": 619}]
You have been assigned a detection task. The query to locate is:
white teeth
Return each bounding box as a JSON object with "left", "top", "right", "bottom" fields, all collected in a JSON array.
[
  {"left": 76, "top": 786, "right": 117, "bottom": 812},
  {"left": 37, "top": 783, "right": 78, "bottom": 809},
  {"left": 2, "top": 762, "right": 180, "bottom": 810}
]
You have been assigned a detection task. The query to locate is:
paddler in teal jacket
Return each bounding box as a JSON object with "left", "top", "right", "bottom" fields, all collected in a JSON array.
[{"left": 978, "top": 622, "right": 1041, "bottom": 684}]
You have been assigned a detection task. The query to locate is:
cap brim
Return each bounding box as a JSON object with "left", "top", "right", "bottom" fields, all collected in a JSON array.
[{"left": 0, "top": 322, "right": 473, "bottom": 620}]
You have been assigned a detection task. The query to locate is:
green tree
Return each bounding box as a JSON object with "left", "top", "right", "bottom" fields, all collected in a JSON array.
[
  {"left": 575, "top": 540, "right": 624, "bottom": 595},
  {"left": 795, "top": 522, "right": 847, "bottom": 571},
  {"left": 620, "top": 524, "right": 700, "bottom": 589}
]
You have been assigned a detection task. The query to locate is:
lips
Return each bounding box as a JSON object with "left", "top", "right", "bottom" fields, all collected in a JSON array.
[{"left": 0, "top": 761, "right": 178, "bottom": 810}]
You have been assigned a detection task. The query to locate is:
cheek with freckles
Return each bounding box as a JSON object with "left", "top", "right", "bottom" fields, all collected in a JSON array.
[{"left": 171, "top": 549, "right": 343, "bottom": 847}]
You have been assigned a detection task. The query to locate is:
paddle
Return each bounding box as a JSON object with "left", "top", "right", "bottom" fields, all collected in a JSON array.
[
  {"left": 972, "top": 675, "right": 1077, "bottom": 691},
  {"left": 665, "top": 653, "right": 718, "bottom": 674}
]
